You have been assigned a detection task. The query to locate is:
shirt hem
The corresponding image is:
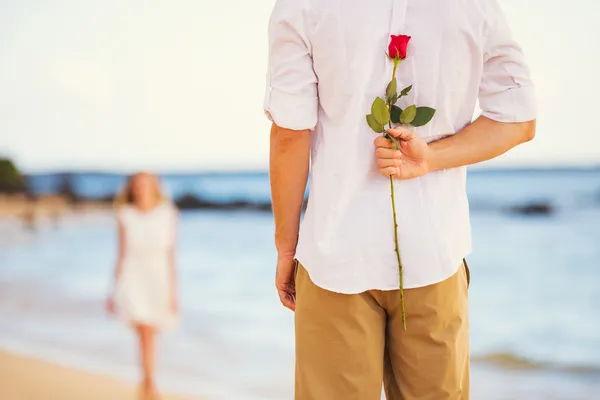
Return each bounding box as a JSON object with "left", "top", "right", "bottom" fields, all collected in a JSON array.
[{"left": 297, "top": 249, "right": 472, "bottom": 295}]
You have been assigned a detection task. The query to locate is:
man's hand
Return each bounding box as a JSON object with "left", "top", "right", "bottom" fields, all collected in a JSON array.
[
  {"left": 276, "top": 252, "right": 297, "bottom": 311},
  {"left": 375, "top": 117, "right": 536, "bottom": 176},
  {"left": 374, "top": 127, "right": 431, "bottom": 180}
]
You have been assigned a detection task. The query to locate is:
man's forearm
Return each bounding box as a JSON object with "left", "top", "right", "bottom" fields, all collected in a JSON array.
[
  {"left": 428, "top": 116, "right": 536, "bottom": 172},
  {"left": 269, "top": 123, "right": 311, "bottom": 256}
]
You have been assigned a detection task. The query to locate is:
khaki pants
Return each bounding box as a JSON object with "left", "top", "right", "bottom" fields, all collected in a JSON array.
[{"left": 294, "top": 262, "right": 470, "bottom": 400}]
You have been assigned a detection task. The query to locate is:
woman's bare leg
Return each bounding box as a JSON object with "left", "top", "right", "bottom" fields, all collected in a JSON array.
[{"left": 135, "top": 324, "right": 158, "bottom": 398}]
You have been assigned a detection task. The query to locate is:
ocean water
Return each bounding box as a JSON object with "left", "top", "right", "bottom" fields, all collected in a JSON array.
[{"left": 1, "top": 169, "right": 600, "bottom": 399}]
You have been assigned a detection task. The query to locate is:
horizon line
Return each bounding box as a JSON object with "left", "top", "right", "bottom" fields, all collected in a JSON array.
[{"left": 20, "top": 164, "right": 600, "bottom": 176}]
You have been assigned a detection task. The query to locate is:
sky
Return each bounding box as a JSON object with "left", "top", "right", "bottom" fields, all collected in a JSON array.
[{"left": 0, "top": 0, "right": 599, "bottom": 172}]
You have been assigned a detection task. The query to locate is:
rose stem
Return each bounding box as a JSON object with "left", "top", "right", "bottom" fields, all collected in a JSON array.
[{"left": 387, "top": 58, "right": 406, "bottom": 331}]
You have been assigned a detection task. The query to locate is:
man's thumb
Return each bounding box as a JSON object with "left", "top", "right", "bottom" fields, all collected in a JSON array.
[{"left": 387, "top": 127, "right": 415, "bottom": 140}]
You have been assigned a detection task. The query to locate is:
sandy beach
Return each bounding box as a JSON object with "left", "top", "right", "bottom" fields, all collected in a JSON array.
[{"left": 0, "top": 351, "right": 194, "bottom": 400}]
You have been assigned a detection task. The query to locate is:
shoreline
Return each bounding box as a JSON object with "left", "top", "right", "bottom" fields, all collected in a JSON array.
[
  {"left": 0, "top": 349, "right": 196, "bottom": 400},
  {"left": 0, "top": 194, "right": 111, "bottom": 219},
  {"left": 0, "top": 193, "right": 275, "bottom": 218}
]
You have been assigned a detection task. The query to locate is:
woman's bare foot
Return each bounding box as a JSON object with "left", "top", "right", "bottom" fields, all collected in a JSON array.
[{"left": 138, "top": 383, "right": 161, "bottom": 400}]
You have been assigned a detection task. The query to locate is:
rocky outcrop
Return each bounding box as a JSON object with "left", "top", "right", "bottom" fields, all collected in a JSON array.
[
  {"left": 509, "top": 201, "right": 554, "bottom": 216},
  {"left": 0, "top": 158, "right": 26, "bottom": 194},
  {"left": 175, "top": 193, "right": 272, "bottom": 212}
]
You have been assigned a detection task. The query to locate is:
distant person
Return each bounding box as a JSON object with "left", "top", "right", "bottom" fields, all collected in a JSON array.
[{"left": 106, "top": 172, "right": 179, "bottom": 400}]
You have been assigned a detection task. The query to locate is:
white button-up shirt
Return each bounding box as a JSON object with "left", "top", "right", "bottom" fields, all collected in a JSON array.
[{"left": 264, "top": 0, "right": 536, "bottom": 293}]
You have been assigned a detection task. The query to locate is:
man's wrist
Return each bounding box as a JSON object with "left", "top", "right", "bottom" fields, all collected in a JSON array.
[
  {"left": 277, "top": 248, "right": 296, "bottom": 261},
  {"left": 425, "top": 142, "right": 441, "bottom": 173}
]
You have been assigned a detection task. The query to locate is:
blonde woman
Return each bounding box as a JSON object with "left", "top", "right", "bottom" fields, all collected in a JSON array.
[{"left": 107, "top": 172, "right": 179, "bottom": 400}]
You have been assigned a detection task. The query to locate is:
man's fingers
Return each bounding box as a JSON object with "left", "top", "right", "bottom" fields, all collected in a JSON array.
[
  {"left": 278, "top": 289, "right": 296, "bottom": 311},
  {"left": 374, "top": 136, "right": 394, "bottom": 149},
  {"left": 387, "top": 127, "right": 416, "bottom": 141},
  {"left": 377, "top": 157, "right": 401, "bottom": 168},
  {"left": 380, "top": 166, "right": 399, "bottom": 177},
  {"left": 375, "top": 148, "right": 401, "bottom": 160},
  {"left": 375, "top": 144, "right": 402, "bottom": 175}
]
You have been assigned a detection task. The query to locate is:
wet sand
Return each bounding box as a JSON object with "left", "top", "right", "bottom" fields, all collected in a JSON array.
[{"left": 0, "top": 351, "right": 195, "bottom": 400}]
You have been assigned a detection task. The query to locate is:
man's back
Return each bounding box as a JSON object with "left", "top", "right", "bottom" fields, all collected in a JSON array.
[{"left": 265, "top": 0, "right": 536, "bottom": 294}]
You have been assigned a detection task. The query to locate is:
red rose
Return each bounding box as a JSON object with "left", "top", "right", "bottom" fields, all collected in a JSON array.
[{"left": 388, "top": 35, "right": 411, "bottom": 60}]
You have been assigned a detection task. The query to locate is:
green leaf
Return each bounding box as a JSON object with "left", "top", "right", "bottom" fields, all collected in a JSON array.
[
  {"left": 366, "top": 114, "right": 384, "bottom": 133},
  {"left": 371, "top": 97, "right": 390, "bottom": 126},
  {"left": 410, "top": 107, "right": 436, "bottom": 127},
  {"left": 386, "top": 78, "right": 397, "bottom": 103},
  {"left": 400, "top": 105, "right": 417, "bottom": 125},
  {"left": 390, "top": 105, "right": 403, "bottom": 124},
  {"left": 400, "top": 85, "right": 412, "bottom": 97},
  {"left": 391, "top": 94, "right": 398, "bottom": 105}
]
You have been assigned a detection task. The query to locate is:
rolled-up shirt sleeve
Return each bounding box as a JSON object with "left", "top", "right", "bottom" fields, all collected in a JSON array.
[
  {"left": 264, "top": 0, "right": 318, "bottom": 131},
  {"left": 479, "top": 1, "right": 537, "bottom": 123}
]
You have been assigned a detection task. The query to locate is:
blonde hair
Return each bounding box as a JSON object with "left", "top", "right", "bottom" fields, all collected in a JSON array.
[{"left": 114, "top": 172, "right": 166, "bottom": 209}]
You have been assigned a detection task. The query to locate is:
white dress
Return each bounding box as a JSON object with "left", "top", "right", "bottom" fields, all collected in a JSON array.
[{"left": 115, "top": 202, "right": 178, "bottom": 329}]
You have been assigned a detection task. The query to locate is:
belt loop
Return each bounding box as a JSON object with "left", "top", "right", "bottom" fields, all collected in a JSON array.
[{"left": 463, "top": 258, "right": 471, "bottom": 288}]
